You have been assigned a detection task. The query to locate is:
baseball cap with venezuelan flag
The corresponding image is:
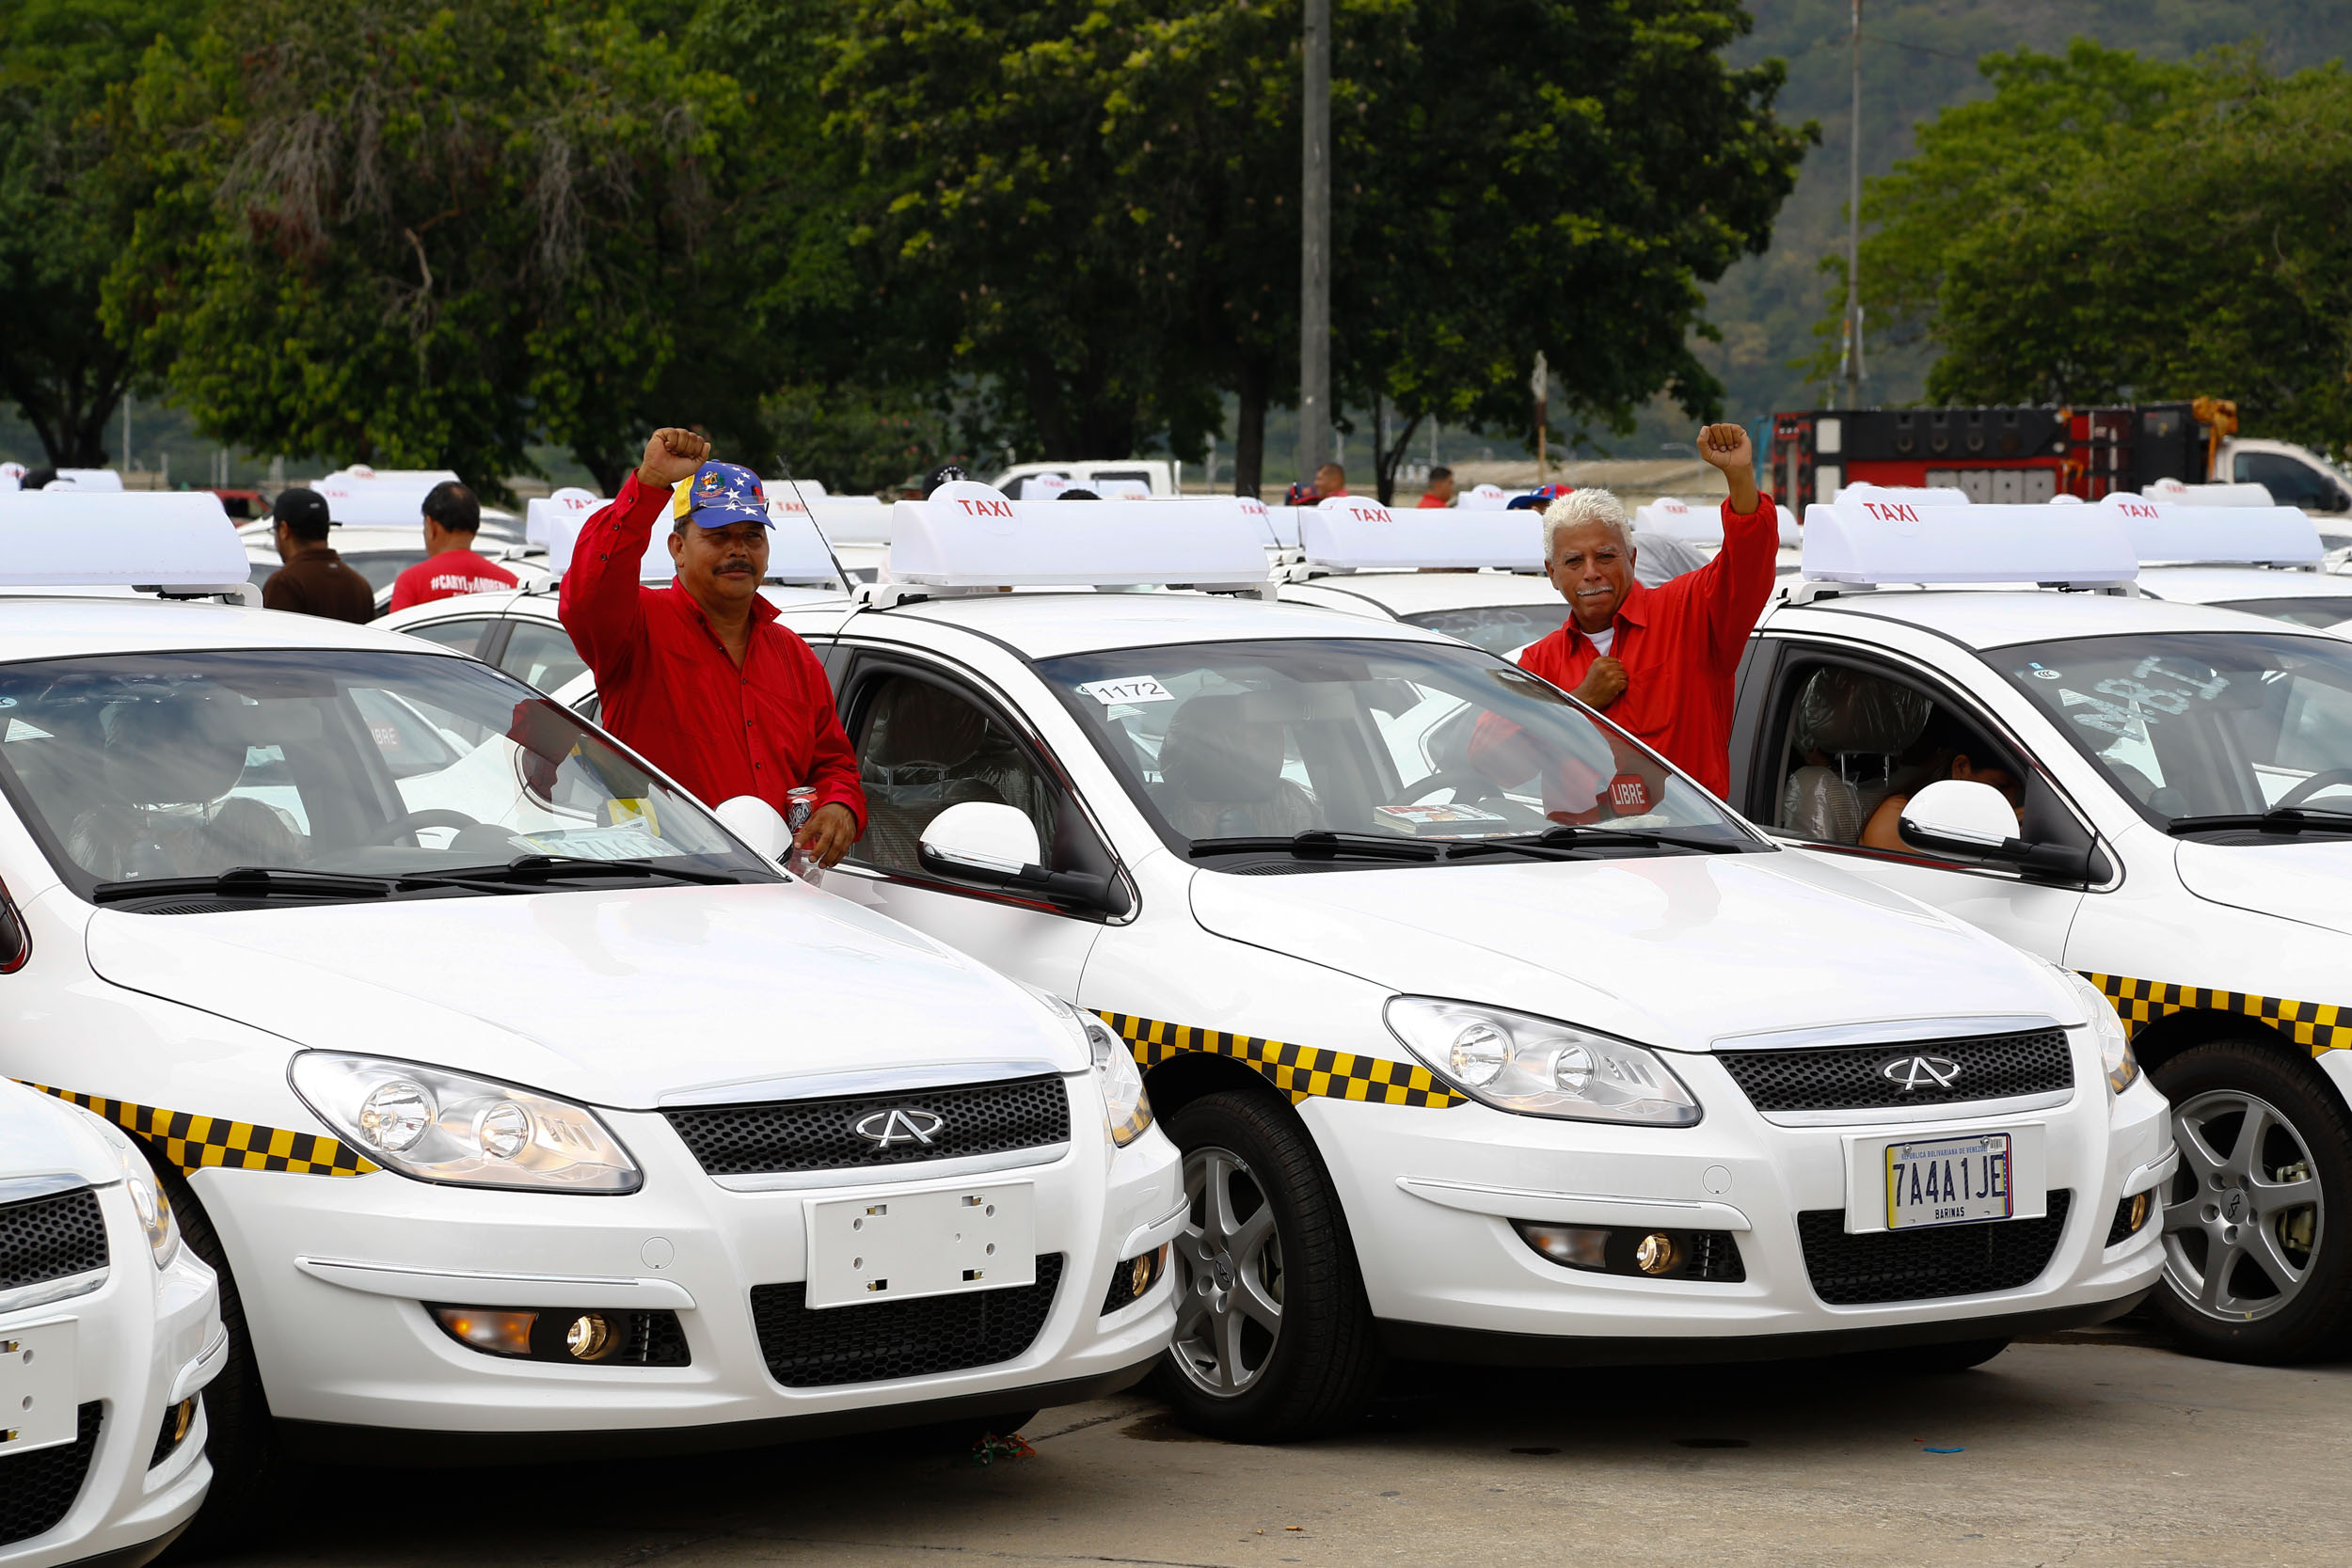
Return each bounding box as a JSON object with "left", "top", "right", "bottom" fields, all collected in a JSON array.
[{"left": 672, "top": 460, "right": 773, "bottom": 530}]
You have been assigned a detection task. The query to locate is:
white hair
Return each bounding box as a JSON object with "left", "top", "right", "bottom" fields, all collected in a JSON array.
[{"left": 1542, "top": 487, "right": 1633, "bottom": 560}]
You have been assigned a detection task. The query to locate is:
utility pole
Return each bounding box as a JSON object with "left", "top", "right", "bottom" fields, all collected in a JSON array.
[
  {"left": 1837, "top": 0, "right": 1864, "bottom": 408},
  {"left": 1531, "top": 352, "right": 1549, "bottom": 485},
  {"left": 1297, "top": 0, "right": 1331, "bottom": 490}
]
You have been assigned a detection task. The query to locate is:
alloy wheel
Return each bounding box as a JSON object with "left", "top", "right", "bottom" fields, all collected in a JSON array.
[
  {"left": 2164, "top": 1087, "right": 2324, "bottom": 1322},
  {"left": 1167, "top": 1144, "right": 1284, "bottom": 1397}
]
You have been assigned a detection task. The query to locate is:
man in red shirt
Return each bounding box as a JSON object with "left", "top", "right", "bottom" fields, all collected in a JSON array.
[
  {"left": 1473, "top": 423, "right": 1773, "bottom": 799},
  {"left": 560, "top": 428, "right": 865, "bottom": 865},
  {"left": 387, "top": 482, "right": 519, "bottom": 610},
  {"left": 1414, "top": 466, "right": 1455, "bottom": 508}
]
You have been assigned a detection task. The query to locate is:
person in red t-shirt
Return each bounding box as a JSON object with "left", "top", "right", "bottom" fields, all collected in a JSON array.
[
  {"left": 386, "top": 481, "right": 519, "bottom": 611},
  {"left": 560, "top": 429, "right": 865, "bottom": 866},
  {"left": 1414, "top": 466, "right": 1455, "bottom": 508},
  {"left": 1470, "top": 423, "right": 1774, "bottom": 799}
]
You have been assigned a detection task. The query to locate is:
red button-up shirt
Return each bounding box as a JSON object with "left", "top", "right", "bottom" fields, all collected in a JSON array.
[
  {"left": 1498, "top": 494, "right": 1777, "bottom": 798},
  {"left": 558, "top": 475, "right": 866, "bottom": 828}
]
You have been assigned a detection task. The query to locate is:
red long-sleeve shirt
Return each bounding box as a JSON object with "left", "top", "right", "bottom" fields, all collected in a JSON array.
[
  {"left": 558, "top": 474, "right": 866, "bottom": 828},
  {"left": 1479, "top": 493, "right": 1777, "bottom": 799}
]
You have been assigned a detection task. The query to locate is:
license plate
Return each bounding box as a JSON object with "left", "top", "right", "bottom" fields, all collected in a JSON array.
[
  {"left": 0, "top": 1321, "right": 77, "bottom": 1456},
  {"left": 803, "top": 1182, "right": 1037, "bottom": 1309},
  {"left": 1885, "top": 1133, "right": 2013, "bottom": 1230}
]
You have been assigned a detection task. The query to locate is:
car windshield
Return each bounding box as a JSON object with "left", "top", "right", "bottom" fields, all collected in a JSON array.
[
  {"left": 1401, "top": 603, "right": 1575, "bottom": 656},
  {"left": 1038, "top": 636, "right": 1755, "bottom": 858},
  {"left": 1996, "top": 632, "right": 2352, "bottom": 826},
  {"left": 2214, "top": 596, "right": 2352, "bottom": 630},
  {"left": 0, "top": 647, "right": 771, "bottom": 902}
]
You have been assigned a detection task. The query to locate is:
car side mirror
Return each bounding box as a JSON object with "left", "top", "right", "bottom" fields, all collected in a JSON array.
[
  {"left": 1900, "top": 778, "right": 2096, "bottom": 881},
  {"left": 919, "top": 801, "right": 1123, "bottom": 912},
  {"left": 714, "top": 795, "right": 792, "bottom": 864}
]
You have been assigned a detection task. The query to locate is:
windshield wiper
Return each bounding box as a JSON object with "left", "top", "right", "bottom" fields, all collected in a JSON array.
[
  {"left": 91, "top": 866, "right": 401, "bottom": 904},
  {"left": 395, "top": 854, "right": 751, "bottom": 890},
  {"left": 1188, "top": 831, "right": 1444, "bottom": 863},
  {"left": 1442, "top": 823, "right": 1745, "bottom": 859},
  {"left": 2165, "top": 808, "right": 2352, "bottom": 837}
]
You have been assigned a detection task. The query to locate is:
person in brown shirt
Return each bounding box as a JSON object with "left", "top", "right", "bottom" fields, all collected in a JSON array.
[{"left": 262, "top": 486, "right": 374, "bottom": 623}]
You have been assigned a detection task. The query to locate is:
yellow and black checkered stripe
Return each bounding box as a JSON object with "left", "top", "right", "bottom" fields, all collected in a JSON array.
[
  {"left": 1097, "top": 1011, "right": 1465, "bottom": 1109},
  {"left": 27, "top": 1085, "right": 377, "bottom": 1178},
  {"left": 2082, "top": 974, "right": 2350, "bottom": 1057}
]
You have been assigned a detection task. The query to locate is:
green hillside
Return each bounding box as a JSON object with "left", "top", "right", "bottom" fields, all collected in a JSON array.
[{"left": 1704, "top": 0, "right": 2352, "bottom": 421}]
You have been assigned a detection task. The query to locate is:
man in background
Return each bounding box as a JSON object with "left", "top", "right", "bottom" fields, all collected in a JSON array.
[
  {"left": 387, "top": 481, "right": 517, "bottom": 610},
  {"left": 1315, "top": 461, "right": 1347, "bottom": 498},
  {"left": 1416, "top": 466, "right": 1456, "bottom": 508},
  {"left": 262, "top": 486, "right": 373, "bottom": 624}
]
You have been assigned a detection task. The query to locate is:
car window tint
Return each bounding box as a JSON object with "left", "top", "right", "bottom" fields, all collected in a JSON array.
[
  {"left": 405, "top": 618, "right": 497, "bottom": 658},
  {"left": 498, "top": 622, "right": 588, "bottom": 695},
  {"left": 1768, "top": 661, "right": 2024, "bottom": 851},
  {"left": 850, "top": 674, "right": 1057, "bottom": 876},
  {"left": 2234, "top": 451, "right": 2331, "bottom": 507},
  {"left": 2214, "top": 596, "right": 2352, "bottom": 630},
  {"left": 1403, "top": 603, "right": 1574, "bottom": 656}
]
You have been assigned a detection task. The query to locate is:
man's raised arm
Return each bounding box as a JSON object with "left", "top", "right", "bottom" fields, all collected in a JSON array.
[
  {"left": 1687, "top": 423, "right": 1778, "bottom": 664},
  {"left": 559, "top": 428, "right": 710, "bottom": 679}
]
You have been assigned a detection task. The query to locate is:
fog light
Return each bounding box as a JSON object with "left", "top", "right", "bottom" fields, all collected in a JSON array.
[
  {"left": 2127, "top": 1192, "right": 2150, "bottom": 1234},
  {"left": 431, "top": 1306, "right": 536, "bottom": 1356},
  {"left": 1099, "top": 1243, "right": 1171, "bottom": 1313},
  {"left": 1514, "top": 1221, "right": 1610, "bottom": 1271},
  {"left": 1634, "top": 1232, "right": 1684, "bottom": 1275},
  {"left": 564, "top": 1312, "right": 616, "bottom": 1362}
]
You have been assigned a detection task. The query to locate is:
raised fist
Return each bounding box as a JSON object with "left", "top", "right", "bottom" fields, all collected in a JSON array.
[
  {"left": 1695, "top": 423, "right": 1753, "bottom": 473},
  {"left": 637, "top": 427, "right": 711, "bottom": 489}
]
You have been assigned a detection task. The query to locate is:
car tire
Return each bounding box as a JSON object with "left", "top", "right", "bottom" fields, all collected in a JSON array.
[
  {"left": 2151, "top": 1038, "right": 2352, "bottom": 1363},
  {"left": 1148, "top": 1089, "right": 1382, "bottom": 1442},
  {"left": 153, "top": 1166, "right": 277, "bottom": 1561}
]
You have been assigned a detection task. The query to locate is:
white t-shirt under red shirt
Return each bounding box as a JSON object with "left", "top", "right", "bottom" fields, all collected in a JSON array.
[{"left": 388, "top": 546, "right": 519, "bottom": 611}]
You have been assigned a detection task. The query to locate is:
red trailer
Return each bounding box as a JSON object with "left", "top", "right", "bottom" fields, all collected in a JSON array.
[{"left": 1770, "top": 403, "right": 2207, "bottom": 509}]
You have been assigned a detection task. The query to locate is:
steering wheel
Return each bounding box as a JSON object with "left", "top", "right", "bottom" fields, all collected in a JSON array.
[
  {"left": 1381, "top": 768, "right": 1501, "bottom": 813},
  {"left": 365, "top": 807, "right": 483, "bottom": 847},
  {"left": 2273, "top": 768, "right": 2352, "bottom": 810}
]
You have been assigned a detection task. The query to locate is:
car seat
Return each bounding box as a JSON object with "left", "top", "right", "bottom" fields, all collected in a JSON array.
[
  {"left": 859, "top": 681, "right": 1046, "bottom": 868},
  {"left": 1781, "top": 670, "right": 1931, "bottom": 844},
  {"left": 1154, "top": 693, "right": 1320, "bottom": 840},
  {"left": 71, "top": 695, "right": 301, "bottom": 879}
]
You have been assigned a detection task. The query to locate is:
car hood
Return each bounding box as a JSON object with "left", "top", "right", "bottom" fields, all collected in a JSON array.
[
  {"left": 2176, "top": 836, "right": 2352, "bottom": 940},
  {"left": 1187, "top": 849, "right": 2073, "bottom": 1052},
  {"left": 84, "top": 882, "right": 1085, "bottom": 1108},
  {"left": 0, "top": 1081, "right": 123, "bottom": 1189}
]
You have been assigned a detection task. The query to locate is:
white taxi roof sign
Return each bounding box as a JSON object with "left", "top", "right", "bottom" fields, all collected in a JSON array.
[
  {"left": 1456, "top": 483, "right": 1511, "bottom": 513},
  {"left": 2144, "top": 479, "right": 2275, "bottom": 507},
  {"left": 0, "top": 490, "right": 246, "bottom": 590},
  {"left": 887, "top": 482, "right": 1266, "bottom": 590},
  {"left": 1136, "top": 495, "right": 1283, "bottom": 550},
  {"left": 1260, "top": 505, "right": 1306, "bottom": 549},
  {"left": 1800, "top": 496, "right": 2137, "bottom": 587},
  {"left": 544, "top": 496, "right": 845, "bottom": 585},
  {"left": 2100, "top": 493, "right": 2323, "bottom": 565},
  {"left": 315, "top": 467, "right": 460, "bottom": 526},
  {"left": 1833, "top": 483, "right": 1970, "bottom": 508},
  {"left": 775, "top": 492, "right": 892, "bottom": 546},
  {"left": 1300, "top": 494, "right": 1540, "bottom": 571},
  {"left": 525, "top": 487, "right": 601, "bottom": 549}
]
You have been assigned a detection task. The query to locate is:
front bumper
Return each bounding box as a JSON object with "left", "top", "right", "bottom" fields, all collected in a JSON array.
[
  {"left": 5, "top": 1186, "right": 219, "bottom": 1568},
  {"left": 201, "top": 1082, "right": 1181, "bottom": 1452},
  {"left": 1310, "top": 1035, "right": 2171, "bottom": 1353}
]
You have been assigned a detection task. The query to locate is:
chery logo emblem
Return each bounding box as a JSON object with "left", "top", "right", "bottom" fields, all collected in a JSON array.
[
  {"left": 1880, "top": 1054, "right": 1963, "bottom": 1092},
  {"left": 853, "top": 1108, "right": 945, "bottom": 1148}
]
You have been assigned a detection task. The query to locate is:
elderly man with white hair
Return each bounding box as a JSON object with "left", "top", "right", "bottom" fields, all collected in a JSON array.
[{"left": 1474, "top": 424, "right": 1774, "bottom": 799}]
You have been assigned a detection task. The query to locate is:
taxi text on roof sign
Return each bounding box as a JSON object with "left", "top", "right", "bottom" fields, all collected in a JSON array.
[
  {"left": 0, "top": 490, "right": 246, "bottom": 591},
  {"left": 1300, "top": 493, "right": 1541, "bottom": 572},
  {"left": 314, "top": 467, "right": 463, "bottom": 527},
  {"left": 886, "top": 480, "right": 1269, "bottom": 591},
  {"left": 1798, "top": 495, "right": 2139, "bottom": 588},
  {"left": 524, "top": 487, "right": 601, "bottom": 549},
  {"left": 2098, "top": 492, "right": 2323, "bottom": 567}
]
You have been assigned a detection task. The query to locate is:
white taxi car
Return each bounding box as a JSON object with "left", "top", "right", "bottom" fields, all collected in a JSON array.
[
  {"left": 1, "top": 1077, "right": 223, "bottom": 1568},
  {"left": 493, "top": 482, "right": 2171, "bottom": 1439},
  {"left": 1727, "top": 493, "right": 2352, "bottom": 1362},
  {"left": 0, "top": 493, "right": 1179, "bottom": 1528}
]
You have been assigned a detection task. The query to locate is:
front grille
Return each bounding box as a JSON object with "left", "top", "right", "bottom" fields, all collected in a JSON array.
[
  {"left": 0, "top": 1402, "right": 101, "bottom": 1545},
  {"left": 1797, "top": 1191, "right": 2072, "bottom": 1306},
  {"left": 666, "top": 1075, "right": 1070, "bottom": 1177},
  {"left": 0, "top": 1188, "right": 107, "bottom": 1291},
  {"left": 750, "top": 1255, "right": 1063, "bottom": 1387},
  {"left": 1718, "top": 1028, "right": 2073, "bottom": 1115},
  {"left": 1681, "top": 1230, "right": 1748, "bottom": 1282}
]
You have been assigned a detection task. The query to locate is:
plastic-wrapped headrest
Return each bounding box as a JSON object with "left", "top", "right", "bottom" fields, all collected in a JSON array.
[
  {"left": 1793, "top": 669, "right": 1931, "bottom": 756},
  {"left": 867, "top": 681, "right": 989, "bottom": 768},
  {"left": 103, "top": 696, "right": 253, "bottom": 808},
  {"left": 1160, "top": 694, "right": 1283, "bottom": 804}
]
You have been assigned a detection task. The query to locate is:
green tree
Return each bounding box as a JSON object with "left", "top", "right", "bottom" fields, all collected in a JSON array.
[
  {"left": 1834, "top": 41, "right": 2352, "bottom": 450},
  {"left": 0, "top": 0, "right": 200, "bottom": 466}
]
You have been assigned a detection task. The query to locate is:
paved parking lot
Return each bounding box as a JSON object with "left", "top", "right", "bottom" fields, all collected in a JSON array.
[{"left": 218, "top": 1327, "right": 2351, "bottom": 1568}]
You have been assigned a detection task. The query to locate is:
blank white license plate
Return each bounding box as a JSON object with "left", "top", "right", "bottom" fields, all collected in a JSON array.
[
  {"left": 1885, "top": 1133, "right": 2014, "bottom": 1230},
  {"left": 803, "top": 1182, "right": 1037, "bottom": 1310},
  {"left": 0, "top": 1321, "right": 77, "bottom": 1455}
]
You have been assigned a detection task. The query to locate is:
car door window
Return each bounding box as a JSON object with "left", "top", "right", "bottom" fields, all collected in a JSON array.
[
  {"left": 1758, "top": 654, "right": 2028, "bottom": 858},
  {"left": 405, "top": 618, "right": 498, "bottom": 658},
  {"left": 2235, "top": 451, "right": 2335, "bottom": 509},
  {"left": 848, "top": 672, "right": 1061, "bottom": 877},
  {"left": 499, "top": 622, "right": 589, "bottom": 695}
]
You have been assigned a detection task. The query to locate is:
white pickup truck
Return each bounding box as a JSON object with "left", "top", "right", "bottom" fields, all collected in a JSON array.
[{"left": 991, "top": 460, "right": 1179, "bottom": 499}]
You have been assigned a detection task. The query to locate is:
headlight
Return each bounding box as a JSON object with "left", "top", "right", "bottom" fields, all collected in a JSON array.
[
  {"left": 1021, "top": 985, "right": 1153, "bottom": 1147},
  {"left": 2059, "top": 969, "right": 2138, "bottom": 1094},
  {"left": 72, "top": 1108, "right": 180, "bottom": 1268},
  {"left": 290, "top": 1053, "right": 642, "bottom": 1193},
  {"left": 1385, "top": 996, "right": 1700, "bottom": 1125}
]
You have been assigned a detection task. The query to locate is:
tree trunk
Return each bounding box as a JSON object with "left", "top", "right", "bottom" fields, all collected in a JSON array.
[
  {"left": 1233, "top": 362, "right": 1267, "bottom": 498},
  {"left": 580, "top": 447, "right": 631, "bottom": 497},
  {"left": 1375, "top": 406, "right": 1422, "bottom": 506}
]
